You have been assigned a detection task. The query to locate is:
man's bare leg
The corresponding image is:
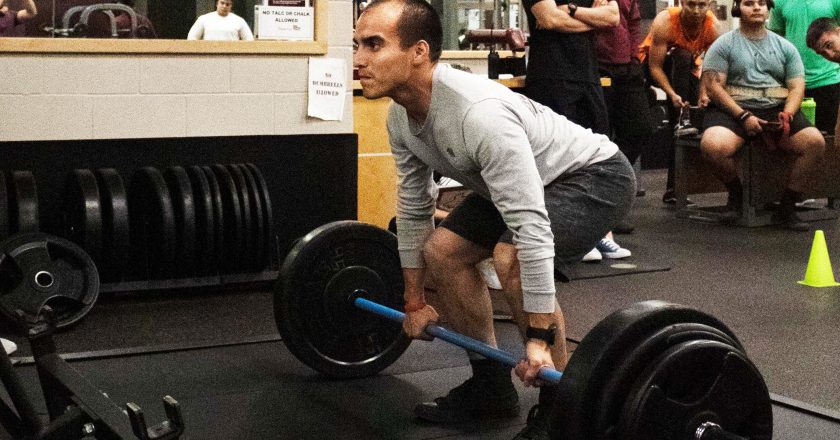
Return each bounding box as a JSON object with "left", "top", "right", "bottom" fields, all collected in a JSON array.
[
  {"left": 413, "top": 228, "right": 520, "bottom": 423},
  {"left": 423, "top": 228, "right": 496, "bottom": 345},
  {"left": 786, "top": 127, "right": 825, "bottom": 192}
]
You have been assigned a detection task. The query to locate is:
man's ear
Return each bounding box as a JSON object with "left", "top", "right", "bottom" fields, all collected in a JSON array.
[{"left": 411, "top": 40, "right": 431, "bottom": 65}]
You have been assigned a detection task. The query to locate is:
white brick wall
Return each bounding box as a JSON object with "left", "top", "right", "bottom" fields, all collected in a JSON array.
[{"left": 0, "top": 0, "right": 354, "bottom": 141}]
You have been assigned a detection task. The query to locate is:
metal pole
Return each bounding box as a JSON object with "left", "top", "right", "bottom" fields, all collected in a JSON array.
[{"left": 354, "top": 297, "right": 564, "bottom": 384}]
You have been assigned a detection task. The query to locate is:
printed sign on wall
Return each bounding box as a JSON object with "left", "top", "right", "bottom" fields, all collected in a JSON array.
[{"left": 255, "top": 0, "right": 314, "bottom": 41}]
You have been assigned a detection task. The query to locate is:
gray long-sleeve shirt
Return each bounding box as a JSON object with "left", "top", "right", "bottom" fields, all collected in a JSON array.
[{"left": 388, "top": 64, "right": 618, "bottom": 312}]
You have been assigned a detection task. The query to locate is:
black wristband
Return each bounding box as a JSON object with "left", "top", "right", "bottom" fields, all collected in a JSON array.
[
  {"left": 526, "top": 324, "right": 557, "bottom": 346},
  {"left": 737, "top": 110, "right": 753, "bottom": 123}
]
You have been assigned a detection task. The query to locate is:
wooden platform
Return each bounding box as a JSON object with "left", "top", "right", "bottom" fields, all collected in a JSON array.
[{"left": 673, "top": 134, "right": 840, "bottom": 226}]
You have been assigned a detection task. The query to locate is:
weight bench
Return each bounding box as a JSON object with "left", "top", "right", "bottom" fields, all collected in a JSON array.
[{"left": 673, "top": 134, "right": 840, "bottom": 226}]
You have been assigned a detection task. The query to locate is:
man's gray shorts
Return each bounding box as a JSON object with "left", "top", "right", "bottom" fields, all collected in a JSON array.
[{"left": 439, "top": 152, "right": 635, "bottom": 282}]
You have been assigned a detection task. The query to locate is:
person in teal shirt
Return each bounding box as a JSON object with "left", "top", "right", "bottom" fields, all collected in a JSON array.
[{"left": 768, "top": 0, "right": 840, "bottom": 134}]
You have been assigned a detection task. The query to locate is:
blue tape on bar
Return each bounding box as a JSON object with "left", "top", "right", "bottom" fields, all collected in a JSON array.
[{"left": 354, "top": 297, "right": 563, "bottom": 384}]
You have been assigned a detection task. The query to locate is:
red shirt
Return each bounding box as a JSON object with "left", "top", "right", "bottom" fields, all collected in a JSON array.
[{"left": 596, "top": 0, "right": 642, "bottom": 65}]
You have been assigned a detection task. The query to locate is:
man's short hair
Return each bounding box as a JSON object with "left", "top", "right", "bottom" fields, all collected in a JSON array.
[
  {"left": 731, "top": 0, "right": 774, "bottom": 18},
  {"left": 807, "top": 17, "right": 839, "bottom": 51},
  {"left": 365, "top": 0, "right": 443, "bottom": 62}
]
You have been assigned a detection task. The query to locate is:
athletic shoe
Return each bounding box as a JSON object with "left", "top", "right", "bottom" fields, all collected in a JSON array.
[
  {"left": 1, "top": 338, "right": 17, "bottom": 355},
  {"left": 414, "top": 361, "right": 520, "bottom": 423},
  {"left": 596, "top": 238, "right": 631, "bottom": 259},
  {"left": 477, "top": 258, "right": 502, "bottom": 290},
  {"left": 510, "top": 404, "right": 551, "bottom": 440},
  {"left": 581, "top": 247, "right": 602, "bottom": 262},
  {"left": 662, "top": 189, "right": 694, "bottom": 206}
]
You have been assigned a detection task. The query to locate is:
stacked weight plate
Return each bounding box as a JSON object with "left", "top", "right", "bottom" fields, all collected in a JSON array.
[
  {"left": 62, "top": 168, "right": 130, "bottom": 282},
  {"left": 126, "top": 163, "right": 274, "bottom": 280},
  {"left": 0, "top": 170, "right": 41, "bottom": 242}
]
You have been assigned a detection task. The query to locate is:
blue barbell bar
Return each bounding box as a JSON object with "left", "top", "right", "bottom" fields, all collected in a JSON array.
[{"left": 354, "top": 297, "right": 564, "bottom": 384}]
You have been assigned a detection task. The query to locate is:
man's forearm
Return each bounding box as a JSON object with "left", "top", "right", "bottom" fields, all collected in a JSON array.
[
  {"left": 649, "top": 64, "right": 676, "bottom": 99},
  {"left": 783, "top": 85, "right": 804, "bottom": 116},
  {"left": 402, "top": 267, "right": 427, "bottom": 308},
  {"left": 19, "top": 0, "right": 37, "bottom": 20},
  {"left": 704, "top": 72, "right": 741, "bottom": 117},
  {"left": 541, "top": 10, "right": 593, "bottom": 32},
  {"left": 565, "top": 2, "right": 619, "bottom": 29}
]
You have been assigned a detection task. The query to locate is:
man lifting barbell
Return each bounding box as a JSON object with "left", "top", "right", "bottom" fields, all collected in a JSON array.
[{"left": 353, "top": 1, "right": 635, "bottom": 437}]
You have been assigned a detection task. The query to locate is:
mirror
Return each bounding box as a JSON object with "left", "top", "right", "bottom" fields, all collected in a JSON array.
[{"left": 0, "top": 0, "right": 327, "bottom": 54}]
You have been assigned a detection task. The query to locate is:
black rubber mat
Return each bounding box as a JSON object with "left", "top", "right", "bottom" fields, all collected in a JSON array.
[
  {"left": 95, "top": 168, "right": 130, "bottom": 283},
  {"left": 567, "top": 260, "right": 671, "bottom": 280},
  {"left": 128, "top": 167, "right": 176, "bottom": 280},
  {"left": 9, "top": 171, "right": 39, "bottom": 234},
  {"left": 62, "top": 169, "right": 101, "bottom": 263},
  {"left": 186, "top": 166, "right": 215, "bottom": 277},
  {"left": 163, "top": 166, "right": 197, "bottom": 277},
  {"left": 6, "top": 337, "right": 839, "bottom": 440}
]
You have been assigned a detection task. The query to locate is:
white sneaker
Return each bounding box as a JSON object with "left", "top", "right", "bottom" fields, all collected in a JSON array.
[
  {"left": 582, "top": 247, "right": 602, "bottom": 262},
  {"left": 477, "top": 258, "right": 503, "bottom": 290},
  {"left": 596, "top": 238, "right": 632, "bottom": 259},
  {"left": 1, "top": 338, "right": 17, "bottom": 355}
]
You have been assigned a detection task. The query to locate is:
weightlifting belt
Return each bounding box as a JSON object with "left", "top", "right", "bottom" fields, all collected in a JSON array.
[{"left": 725, "top": 85, "right": 789, "bottom": 99}]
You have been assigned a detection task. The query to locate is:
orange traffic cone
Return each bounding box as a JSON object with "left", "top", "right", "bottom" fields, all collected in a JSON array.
[{"left": 798, "top": 230, "right": 840, "bottom": 287}]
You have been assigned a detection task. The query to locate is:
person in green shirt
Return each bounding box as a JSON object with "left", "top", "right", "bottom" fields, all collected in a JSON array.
[{"left": 768, "top": 0, "right": 840, "bottom": 134}]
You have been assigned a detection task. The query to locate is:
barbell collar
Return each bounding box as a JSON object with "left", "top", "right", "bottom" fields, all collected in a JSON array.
[{"left": 353, "top": 297, "right": 564, "bottom": 384}]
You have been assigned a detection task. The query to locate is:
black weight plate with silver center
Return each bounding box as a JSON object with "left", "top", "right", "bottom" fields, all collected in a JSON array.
[
  {"left": 9, "top": 171, "right": 39, "bottom": 234},
  {"left": 237, "top": 164, "right": 265, "bottom": 271},
  {"left": 201, "top": 166, "right": 225, "bottom": 275},
  {"left": 0, "top": 171, "right": 9, "bottom": 241},
  {"left": 163, "top": 166, "right": 197, "bottom": 277},
  {"left": 245, "top": 163, "right": 274, "bottom": 269},
  {"left": 594, "top": 323, "right": 743, "bottom": 440},
  {"left": 275, "top": 221, "right": 410, "bottom": 379},
  {"left": 551, "top": 300, "right": 742, "bottom": 440},
  {"left": 94, "top": 168, "right": 130, "bottom": 283},
  {"left": 618, "top": 339, "right": 772, "bottom": 440},
  {"left": 128, "top": 167, "right": 176, "bottom": 280},
  {"left": 211, "top": 165, "right": 243, "bottom": 274},
  {"left": 225, "top": 164, "right": 253, "bottom": 273},
  {"left": 62, "top": 169, "right": 102, "bottom": 263},
  {"left": 0, "top": 233, "right": 99, "bottom": 332},
  {"left": 186, "top": 166, "right": 215, "bottom": 277}
]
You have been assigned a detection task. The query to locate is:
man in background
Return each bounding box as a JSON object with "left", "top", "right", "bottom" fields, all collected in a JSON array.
[
  {"left": 0, "top": 0, "right": 36, "bottom": 37},
  {"left": 187, "top": 0, "right": 253, "bottom": 41},
  {"left": 638, "top": 0, "right": 724, "bottom": 204},
  {"left": 769, "top": 0, "right": 840, "bottom": 135}
]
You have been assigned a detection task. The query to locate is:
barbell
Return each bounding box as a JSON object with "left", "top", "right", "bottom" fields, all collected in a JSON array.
[{"left": 274, "top": 221, "right": 773, "bottom": 440}]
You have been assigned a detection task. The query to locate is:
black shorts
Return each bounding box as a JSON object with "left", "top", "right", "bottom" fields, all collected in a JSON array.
[
  {"left": 703, "top": 104, "right": 812, "bottom": 139},
  {"left": 439, "top": 152, "right": 635, "bottom": 282}
]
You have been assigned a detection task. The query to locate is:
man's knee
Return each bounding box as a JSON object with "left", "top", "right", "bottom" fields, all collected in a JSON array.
[
  {"left": 701, "top": 128, "right": 742, "bottom": 160},
  {"left": 422, "top": 228, "right": 487, "bottom": 271},
  {"left": 492, "top": 243, "right": 520, "bottom": 291},
  {"left": 791, "top": 127, "right": 826, "bottom": 158}
]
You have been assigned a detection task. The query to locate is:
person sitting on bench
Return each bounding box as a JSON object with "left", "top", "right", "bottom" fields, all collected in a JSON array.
[
  {"left": 354, "top": 1, "right": 634, "bottom": 437},
  {"left": 638, "top": 0, "right": 724, "bottom": 205},
  {"left": 699, "top": 0, "right": 825, "bottom": 231}
]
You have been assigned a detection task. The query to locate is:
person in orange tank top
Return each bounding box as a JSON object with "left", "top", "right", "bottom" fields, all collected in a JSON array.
[{"left": 638, "top": 0, "right": 725, "bottom": 204}]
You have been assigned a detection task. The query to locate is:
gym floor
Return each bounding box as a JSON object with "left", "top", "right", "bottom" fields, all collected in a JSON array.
[{"left": 3, "top": 169, "right": 840, "bottom": 439}]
